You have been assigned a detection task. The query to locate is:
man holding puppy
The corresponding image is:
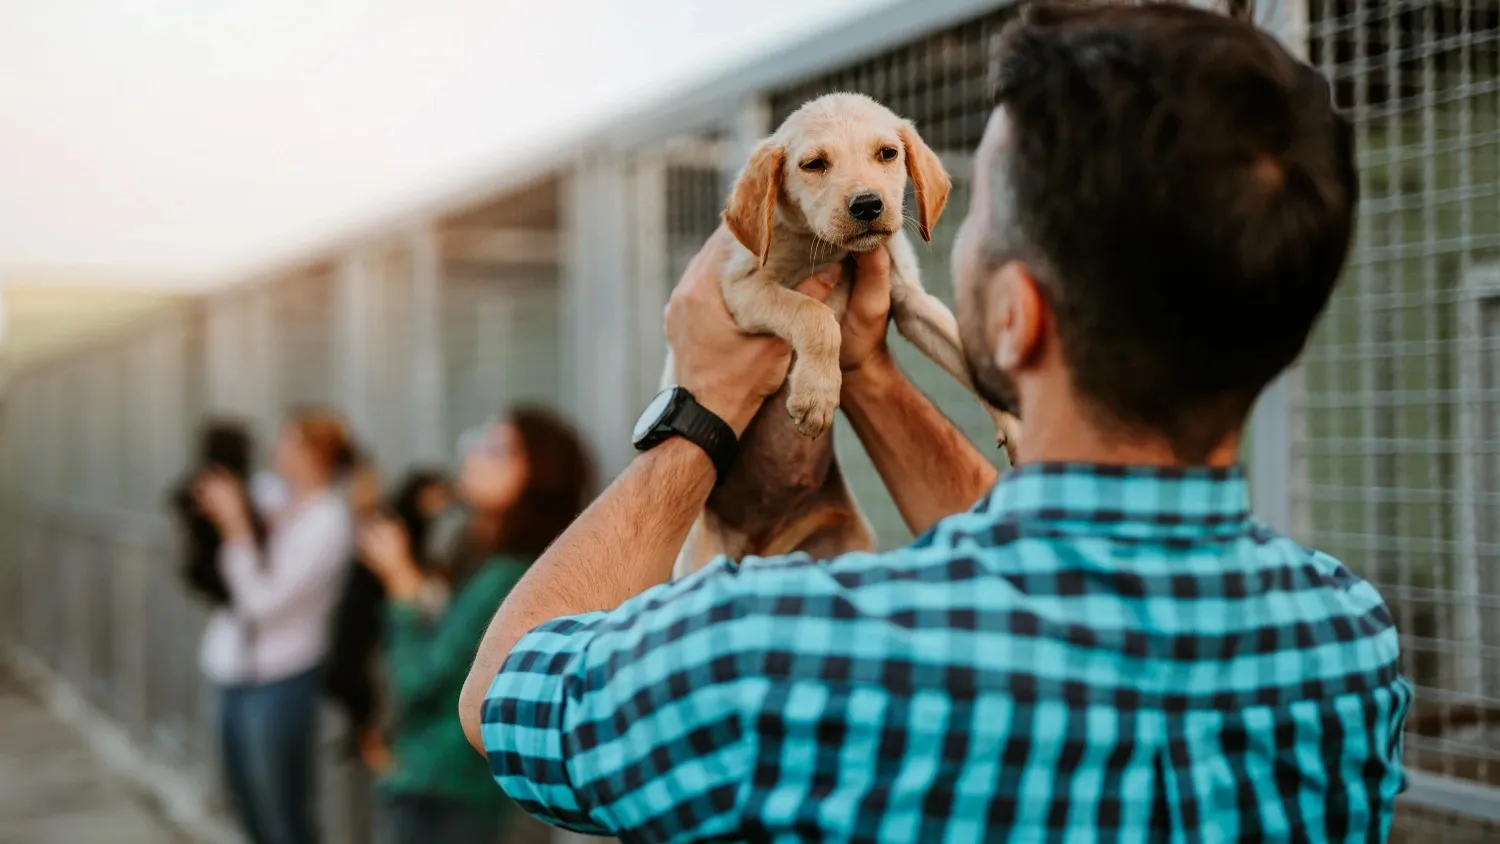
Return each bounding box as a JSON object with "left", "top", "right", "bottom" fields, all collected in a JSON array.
[{"left": 460, "top": 3, "right": 1410, "bottom": 841}]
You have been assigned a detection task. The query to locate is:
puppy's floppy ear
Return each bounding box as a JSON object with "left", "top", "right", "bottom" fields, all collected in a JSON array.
[
  {"left": 900, "top": 122, "right": 951, "bottom": 242},
  {"left": 723, "top": 140, "right": 785, "bottom": 265}
]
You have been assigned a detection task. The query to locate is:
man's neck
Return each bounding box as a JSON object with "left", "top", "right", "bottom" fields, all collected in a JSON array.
[{"left": 1015, "top": 387, "right": 1241, "bottom": 469}]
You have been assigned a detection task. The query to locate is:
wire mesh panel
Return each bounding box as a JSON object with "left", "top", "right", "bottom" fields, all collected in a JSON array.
[
  {"left": 366, "top": 246, "right": 418, "bottom": 472},
  {"left": 655, "top": 131, "right": 733, "bottom": 421},
  {"left": 80, "top": 352, "right": 123, "bottom": 508},
  {"left": 1390, "top": 803, "right": 1500, "bottom": 843},
  {"left": 57, "top": 364, "right": 87, "bottom": 503},
  {"left": 663, "top": 135, "right": 729, "bottom": 293},
  {"left": 0, "top": 397, "right": 14, "bottom": 642},
  {"left": 442, "top": 272, "right": 565, "bottom": 451},
  {"left": 440, "top": 181, "right": 567, "bottom": 456},
  {"left": 1300, "top": 0, "right": 1500, "bottom": 800},
  {"left": 141, "top": 520, "right": 207, "bottom": 764},
  {"left": 82, "top": 517, "right": 117, "bottom": 715},
  {"left": 271, "top": 267, "right": 338, "bottom": 413},
  {"left": 122, "top": 332, "right": 159, "bottom": 513},
  {"left": 764, "top": 7, "right": 1019, "bottom": 548}
]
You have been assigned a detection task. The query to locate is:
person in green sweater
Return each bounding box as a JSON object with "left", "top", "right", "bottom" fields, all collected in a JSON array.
[{"left": 357, "top": 407, "right": 595, "bottom": 844}]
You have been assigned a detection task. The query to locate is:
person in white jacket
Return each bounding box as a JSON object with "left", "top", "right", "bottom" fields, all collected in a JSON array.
[{"left": 195, "top": 408, "right": 357, "bottom": 844}]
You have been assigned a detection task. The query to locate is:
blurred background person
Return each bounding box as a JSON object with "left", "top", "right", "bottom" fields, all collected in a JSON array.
[
  {"left": 325, "top": 468, "right": 452, "bottom": 773},
  {"left": 356, "top": 407, "right": 594, "bottom": 844},
  {"left": 169, "top": 419, "right": 270, "bottom": 607},
  {"left": 194, "top": 407, "right": 360, "bottom": 844}
]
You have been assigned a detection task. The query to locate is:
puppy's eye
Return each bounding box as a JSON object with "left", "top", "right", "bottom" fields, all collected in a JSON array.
[
  {"left": 878, "top": 147, "right": 899, "bottom": 162},
  {"left": 800, "top": 158, "right": 828, "bottom": 172}
]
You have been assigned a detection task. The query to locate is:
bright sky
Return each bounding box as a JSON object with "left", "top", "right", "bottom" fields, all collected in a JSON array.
[{"left": 0, "top": 0, "right": 887, "bottom": 289}]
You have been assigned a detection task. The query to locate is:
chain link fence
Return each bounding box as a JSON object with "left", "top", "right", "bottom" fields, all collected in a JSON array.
[{"left": 1297, "top": 0, "right": 1500, "bottom": 804}]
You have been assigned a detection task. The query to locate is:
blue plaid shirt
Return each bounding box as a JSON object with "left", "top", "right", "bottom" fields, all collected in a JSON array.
[{"left": 481, "top": 464, "right": 1412, "bottom": 842}]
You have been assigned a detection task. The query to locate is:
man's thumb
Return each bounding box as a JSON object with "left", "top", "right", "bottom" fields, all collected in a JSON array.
[
  {"left": 794, "top": 264, "right": 843, "bottom": 302},
  {"left": 853, "top": 245, "right": 892, "bottom": 279}
]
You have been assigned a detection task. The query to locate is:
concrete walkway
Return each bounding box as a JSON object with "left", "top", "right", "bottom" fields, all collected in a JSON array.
[{"left": 0, "top": 664, "right": 191, "bottom": 844}]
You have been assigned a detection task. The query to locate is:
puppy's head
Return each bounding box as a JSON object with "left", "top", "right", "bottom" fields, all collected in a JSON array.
[{"left": 723, "top": 92, "right": 951, "bottom": 264}]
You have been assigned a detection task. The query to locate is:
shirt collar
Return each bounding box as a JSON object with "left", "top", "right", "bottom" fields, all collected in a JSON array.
[{"left": 976, "top": 462, "right": 1253, "bottom": 539}]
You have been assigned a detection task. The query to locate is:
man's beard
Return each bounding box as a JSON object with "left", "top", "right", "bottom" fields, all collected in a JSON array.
[{"left": 959, "top": 304, "right": 1021, "bottom": 418}]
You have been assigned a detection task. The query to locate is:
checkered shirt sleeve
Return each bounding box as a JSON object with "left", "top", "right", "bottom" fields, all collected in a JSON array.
[{"left": 480, "top": 553, "right": 814, "bottom": 839}]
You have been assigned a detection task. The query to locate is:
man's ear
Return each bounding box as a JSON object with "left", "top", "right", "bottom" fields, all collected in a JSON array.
[
  {"left": 722, "top": 140, "right": 785, "bottom": 265},
  {"left": 900, "top": 122, "right": 951, "bottom": 242},
  {"left": 989, "top": 261, "right": 1048, "bottom": 373}
]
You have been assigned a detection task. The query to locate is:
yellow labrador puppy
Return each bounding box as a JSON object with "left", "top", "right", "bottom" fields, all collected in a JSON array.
[{"left": 664, "top": 92, "right": 1021, "bottom": 578}]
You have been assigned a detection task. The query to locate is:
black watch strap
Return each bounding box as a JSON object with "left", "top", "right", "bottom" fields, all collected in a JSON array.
[
  {"left": 665, "top": 398, "right": 739, "bottom": 484},
  {"left": 633, "top": 387, "right": 740, "bottom": 485}
]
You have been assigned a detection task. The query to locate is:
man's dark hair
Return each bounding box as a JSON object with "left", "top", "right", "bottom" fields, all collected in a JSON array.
[
  {"left": 492, "top": 406, "right": 595, "bottom": 559},
  {"left": 989, "top": 1, "right": 1356, "bottom": 460}
]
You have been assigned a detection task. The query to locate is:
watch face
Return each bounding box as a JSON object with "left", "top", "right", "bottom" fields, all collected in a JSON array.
[{"left": 633, "top": 388, "right": 678, "bottom": 445}]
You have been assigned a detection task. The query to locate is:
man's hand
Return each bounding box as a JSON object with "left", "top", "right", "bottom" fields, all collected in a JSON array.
[
  {"left": 838, "top": 247, "right": 895, "bottom": 375},
  {"left": 664, "top": 234, "right": 840, "bottom": 433}
]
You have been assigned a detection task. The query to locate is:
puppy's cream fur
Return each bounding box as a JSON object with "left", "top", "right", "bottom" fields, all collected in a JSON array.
[{"left": 664, "top": 93, "right": 1022, "bottom": 577}]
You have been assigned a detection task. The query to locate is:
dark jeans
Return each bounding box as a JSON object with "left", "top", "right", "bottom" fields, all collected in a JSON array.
[
  {"left": 219, "top": 667, "right": 321, "bottom": 844},
  {"left": 383, "top": 794, "right": 500, "bottom": 844}
]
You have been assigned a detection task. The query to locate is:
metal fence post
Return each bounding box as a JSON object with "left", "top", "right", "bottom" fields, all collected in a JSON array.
[
  {"left": 720, "top": 97, "right": 771, "bottom": 204},
  {"left": 1454, "top": 265, "right": 1500, "bottom": 696},
  {"left": 630, "top": 149, "right": 670, "bottom": 411},
  {"left": 565, "top": 154, "right": 638, "bottom": 478},
  {"left": 337, "top": 251, "right": 374, "bottom": 438},
  {"left": 410, "top": 226, "right": 446, "bottom": 462}
]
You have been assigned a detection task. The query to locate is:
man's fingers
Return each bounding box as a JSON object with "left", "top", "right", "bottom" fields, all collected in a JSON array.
[
  {"left": 849, "top": 246, "right": 894, "bottom": 312},
  {"left": 853, "top": 246, "right": 892, "bottom": 285},
  {"left": 679, "top": 237, "right": 716, "bottom": 285}
]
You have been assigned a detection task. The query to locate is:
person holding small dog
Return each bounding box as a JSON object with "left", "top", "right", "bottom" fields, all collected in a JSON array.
[
  {"left": 194, "top": 407, "right": 358, "bottom": 844},
  {"left": 460, "top": 4, "right": 1410, "bottom": 841},
  {"left": 169, "top": 421, "right": 270, "bottom": 607}
]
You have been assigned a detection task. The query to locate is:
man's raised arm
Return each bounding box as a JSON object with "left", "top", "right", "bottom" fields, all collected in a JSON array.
[
  {"left": 458, "top": 238, "right": 839, "bottom": 752},
  {"left": 837, "top": 250, "right": 999, "bottom": 535}
]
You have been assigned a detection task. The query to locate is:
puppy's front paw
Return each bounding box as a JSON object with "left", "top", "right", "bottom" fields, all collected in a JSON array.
[{"left": 787, "top": 371, "right": 841, "bottom": 438}]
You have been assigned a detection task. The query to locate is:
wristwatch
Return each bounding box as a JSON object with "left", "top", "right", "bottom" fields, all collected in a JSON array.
[{"left": 632, "top": 387, "right": 739, "bottom": 485}]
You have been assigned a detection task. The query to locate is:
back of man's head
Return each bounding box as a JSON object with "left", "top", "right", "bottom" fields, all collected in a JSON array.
[{"left": 988, "top": 1, "right": 1356, "bottom": 461}]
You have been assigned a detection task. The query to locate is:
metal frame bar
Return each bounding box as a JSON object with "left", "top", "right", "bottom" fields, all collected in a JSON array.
[
  {"left": 1454, "top": 262, "right": 1500, "bottom": 697},
  {"left": 631, "top": 148, "right": 671, "bottom": 410},
  {"left": 410, "top": 226, "right": 446, "bottom": 461},
  {"left": 565, "top": 154, "right": 639, "bottom": 477},
  {"left": 336, "top": 251, "right": 373, "bottom": 436},
  {"left": 1403, "top": 770, "right": 1500, "bottom": 825}
]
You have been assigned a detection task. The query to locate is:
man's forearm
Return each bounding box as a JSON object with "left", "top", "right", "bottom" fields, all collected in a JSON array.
[
  {"left": 459, "top": 438, "right": 714, "bottom": 749},
  {"left": 841, "top": 351, "right": 998, "bottom": 535}
]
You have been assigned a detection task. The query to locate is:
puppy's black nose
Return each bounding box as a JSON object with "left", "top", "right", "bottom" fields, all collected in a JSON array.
[{"left": 848, "top": 193, "right": 884, "bottom": 222}]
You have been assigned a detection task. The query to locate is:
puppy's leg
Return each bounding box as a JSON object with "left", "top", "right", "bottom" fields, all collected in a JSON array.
[
  {"left": 795, "top": 465, "right": 875, "bottom": 560},
  {"left": 722, "top": 271, "right": 841, "bottom": 438},
  {"left": 755, "top": 456, "right": 874, "bottom": 559},
  {"left": 671, "top": 515, "right": 722, "bottom": 581},
  {"left": 799, "top": 509, "right": 876, "bottom": 560},
  {"left": 886, "top": 240, "right": 1023, "bottom": 464},
  {"left": 891, "top": 287, "right": 1023, "bottom": 464}
]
